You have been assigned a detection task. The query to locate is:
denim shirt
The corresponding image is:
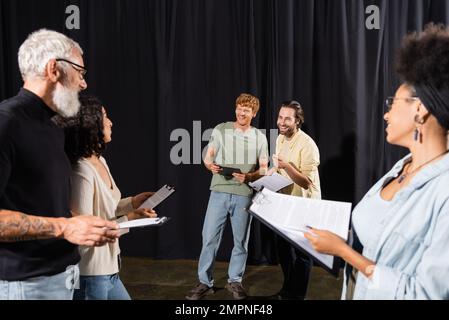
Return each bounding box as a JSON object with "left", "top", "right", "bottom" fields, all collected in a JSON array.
[{"left": 343, "top": 153, "right": 449, "bottom": 300}]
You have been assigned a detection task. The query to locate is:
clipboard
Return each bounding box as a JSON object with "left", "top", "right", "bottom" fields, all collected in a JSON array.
[
  {"left": 218, "top": 166, "right": 242, "bottom": 179},
  {"left": 248, "top": 188, "right": 349, "bottom": 277},
  {"left": 118, "top": 216, "right": 171, "bottom": 229}
]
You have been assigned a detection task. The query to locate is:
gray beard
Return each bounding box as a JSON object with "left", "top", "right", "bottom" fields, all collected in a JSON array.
[{"left": 52, "top": 84, "right": 80, "bottom": 118}]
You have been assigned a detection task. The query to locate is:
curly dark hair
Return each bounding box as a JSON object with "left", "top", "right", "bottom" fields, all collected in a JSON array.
[
  {"left": 396, "top": 23, "right": 449, "bottom": 89},
  {"left": 55, "top": 95, "right": 106, "bottom": 165}
]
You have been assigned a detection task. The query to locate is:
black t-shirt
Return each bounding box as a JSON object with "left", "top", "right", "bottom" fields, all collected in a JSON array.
[{"left": 0, "top": 88, "right": 80, "bottom": 281}]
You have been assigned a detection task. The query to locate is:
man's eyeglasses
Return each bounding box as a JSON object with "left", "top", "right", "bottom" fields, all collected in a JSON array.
[
  {"left": 385, "top": 96, "right": 419, "bottom": 112},
  {"left": 56, "top": 58, "right": 87, "bottom": 79}
]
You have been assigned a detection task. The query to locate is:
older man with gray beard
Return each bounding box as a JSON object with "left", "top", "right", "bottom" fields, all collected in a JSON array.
[{"left": 0, "top": 29, "right": 120, "bottom": 300}]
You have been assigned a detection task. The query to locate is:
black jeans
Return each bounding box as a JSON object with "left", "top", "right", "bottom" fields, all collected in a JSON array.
[{"left": 277, "top": 235, "right": 312, "bottom": 299}]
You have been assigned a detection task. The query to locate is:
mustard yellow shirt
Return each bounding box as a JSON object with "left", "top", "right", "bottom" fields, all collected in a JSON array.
[{"left": 276, "top": 129, "right": 321, "bottom": 199}]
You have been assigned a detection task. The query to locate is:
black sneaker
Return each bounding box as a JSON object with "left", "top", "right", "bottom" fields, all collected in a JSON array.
[
  {"left": 185, "top": 283, "right": 215, "bottom": 300},
  {"left": 225, "top": 282, "right": 247, "bottom": 300}
]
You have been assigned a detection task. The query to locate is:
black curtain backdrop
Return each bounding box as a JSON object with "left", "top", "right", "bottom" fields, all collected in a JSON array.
[{"left": 1, "top": 0, "right": 449, "bottom": 263}]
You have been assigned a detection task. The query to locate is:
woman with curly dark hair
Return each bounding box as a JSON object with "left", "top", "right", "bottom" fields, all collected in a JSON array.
[
  {"left": 56, "top": 95, "right": 157, "bottom": 300},
  {"left": 304, "top": 24, "right": 449, "bottom": 299}
]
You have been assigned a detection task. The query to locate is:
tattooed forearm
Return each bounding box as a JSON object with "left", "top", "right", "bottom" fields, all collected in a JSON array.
[{"left": 0, "top": 210, "right": 58, "bottom": 242}]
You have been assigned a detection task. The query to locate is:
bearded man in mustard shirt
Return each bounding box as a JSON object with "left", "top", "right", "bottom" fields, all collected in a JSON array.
[{"left": 270, "top": 100, "right": 321, "bottom": 300}]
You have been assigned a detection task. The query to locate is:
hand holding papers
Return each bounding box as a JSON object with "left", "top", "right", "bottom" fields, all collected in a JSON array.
[
  {"left": 249, "top": 188, "right": 352, "bottom": 276},
  {"left": 249, "top": 172, "right": 293, "bottom": 192}
]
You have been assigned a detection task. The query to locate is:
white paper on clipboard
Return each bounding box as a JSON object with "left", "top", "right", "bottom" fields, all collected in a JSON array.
[
  {"left": 118, "top": 217, "right": 169, "bottom": 229},
  {"left": 249, "top": 188, "right": 352, "bottom": 270},
  {"left": 138, "top": 185, "right": 175, "bottom": 210},
  {"left": 249, "top": 173, "right": 293, "bottom": 192}
]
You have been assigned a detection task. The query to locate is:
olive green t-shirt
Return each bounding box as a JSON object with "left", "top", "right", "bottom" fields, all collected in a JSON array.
[{"left": 208, "top": 122, "right": 269, "bottom": 197}]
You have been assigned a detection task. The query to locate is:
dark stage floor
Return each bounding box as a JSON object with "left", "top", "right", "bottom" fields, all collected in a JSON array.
[{"left": 120, "top": 257, "right": 343, "bottom": 300}]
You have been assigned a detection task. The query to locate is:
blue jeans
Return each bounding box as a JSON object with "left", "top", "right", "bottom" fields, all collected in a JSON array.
[
  {"left": 198, "top": 191, "right": 252, "bottom": 287},
  {"left": 74, "top": 274, "right": 131, "bottom": 300},
  {"left": 0, "top": 265, "right": 79, "bottom": 300}
]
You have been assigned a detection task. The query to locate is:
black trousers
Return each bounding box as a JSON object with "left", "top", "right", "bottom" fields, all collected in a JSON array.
[{"left": 276, "top": 235, "right": 312, "bottom": 299}]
